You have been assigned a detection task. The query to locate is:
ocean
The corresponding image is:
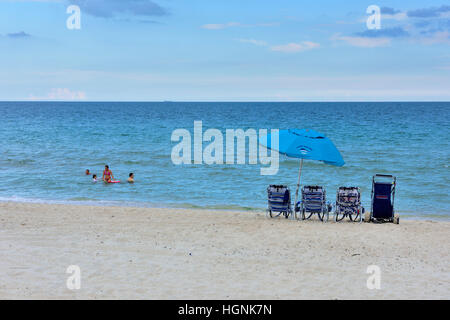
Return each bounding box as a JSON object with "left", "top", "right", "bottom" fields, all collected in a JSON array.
[{"left": 0, "top": 102, "right": 448, "bottom": 219}]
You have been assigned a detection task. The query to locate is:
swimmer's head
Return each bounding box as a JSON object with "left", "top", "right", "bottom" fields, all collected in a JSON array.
[
  {"left": 93, "top": 174, "right": 97, "bottom": 179},
  {"left": 105, "top": 165, "right": 109, "bottom": 170},
  {"left": 85, "top": 169, "right": 90, "bottom": 175},
  {"left": 129, "top": 173, "right": 134, "bottom": 178}
]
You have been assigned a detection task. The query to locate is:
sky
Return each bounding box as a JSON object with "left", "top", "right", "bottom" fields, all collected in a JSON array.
[{"left": 1, "top": 0, "right": 449, "bottom": 101}]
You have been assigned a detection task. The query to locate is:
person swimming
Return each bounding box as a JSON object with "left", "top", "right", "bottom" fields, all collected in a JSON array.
[
  {"left": 127, "top": 173, "right": 134, "bottom": 183},
  {"left": 92, "top": 174, "right": 97, "bottom": 182},
  {"left": 85, "top": 169, "right": 90, "bottom": 175},
  {"left": 102, "top": 165, "right": 115, "bottom": 183}
]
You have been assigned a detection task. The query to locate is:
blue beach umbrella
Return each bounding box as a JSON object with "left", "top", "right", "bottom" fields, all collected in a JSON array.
[{"left": 259, "top": 129, "right": 345, "bottom": 219}]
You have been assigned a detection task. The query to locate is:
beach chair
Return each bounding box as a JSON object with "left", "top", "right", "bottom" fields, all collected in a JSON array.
[
  {"left": 266, "top": 185, "right": 292, "bottom": 219},
  {"left": 297, "top": 186, "right": 331, "bottom": 222},
  {"left": 334, "top": 187, "right": 364, "bottom": 222},
  {"left": 365, "top": 174, "right": 399, "bottom": 224}
]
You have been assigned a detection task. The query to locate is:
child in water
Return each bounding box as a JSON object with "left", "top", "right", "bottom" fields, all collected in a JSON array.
[{"left": 92, "top": 174, "right": 97, "bottom": 182}]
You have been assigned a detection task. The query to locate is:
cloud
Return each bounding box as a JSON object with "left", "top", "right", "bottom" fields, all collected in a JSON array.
[
  {"left": 332, "top": 34, "right": 391, "bottom": 47},
  {"left": 67, "top": 0, "right": 168, "bottom": 18},
  {"left": 381, "top": 7, "right": 401, "bottom": 15},
  {"left": 236, "top": 38, "right": 267, "bottom": 46},
  {"left": 29, "top": 88, "right": 86, "bottom": 101},
  {"left": 201, "top": 22, "right": 278, "bottom": 30},
  {"left": 115, "top": 17, "right": 162, "bottom": 24},
  {"left": 414, "top": 20, "right": 432, "bottom": 28},
  {"left": 355, "top": 27, "right": 409, "bottom": 38},
  {"left": 201, "top": 22, "right": 241, "bottom": 30},
  {"left": 270, "top": 41, "right": 320, "bottom": 53},
  {"left": 407, "top": 8, "right": 450, "bottom": 43},
  {"left": 7, "top": 31, "right": 31, "bottom": 38},
  {"left": 358, "top": 8, "right": 406, "bottom": 23},
  {"left": 418, "top": 31, "right": 450, "bottom": 44},
  {"left": 408, "top": 5, "right": 450, "bottom": 18}
]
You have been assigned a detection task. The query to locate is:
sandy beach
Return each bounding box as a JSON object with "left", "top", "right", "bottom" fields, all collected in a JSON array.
[{"left": 0, "top": 202, "right": 448, "bottom": 300}]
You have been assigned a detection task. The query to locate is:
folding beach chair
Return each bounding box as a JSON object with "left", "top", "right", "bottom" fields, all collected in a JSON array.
[
  {"left": 296, "top": 186, "right": 331, "bottom": 222},
  {"left": 365, "top": 174, "right": 399, "bottom": 224},
  {"left": 334, "top": 187, "right": 365, "bottom": 222},
  {"left": 266, "top": 185, "right": 292, "bottom": 219}
]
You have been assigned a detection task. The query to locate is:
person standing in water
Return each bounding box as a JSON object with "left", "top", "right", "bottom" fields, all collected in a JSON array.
[{"left": 102, "top": 165, "right": 115, "bottom": 183}]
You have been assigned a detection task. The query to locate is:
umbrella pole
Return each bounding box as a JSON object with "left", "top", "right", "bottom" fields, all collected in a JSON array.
[{"left": 293, "top": 159, "right": 303, "bottom": 220}]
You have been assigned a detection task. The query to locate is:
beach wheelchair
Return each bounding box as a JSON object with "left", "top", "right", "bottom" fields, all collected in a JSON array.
[
  {"left": 266, "top": 185, "right": 292, "bottom": 219},
  {"left": 334, "top": 187, "right": 365, "bottom": 222},
  {"left": 365, "top": 174, "right": 399, "bottom": 224},
  {"left": 296, "top": 186, "right": 331, "bottom": 222}
]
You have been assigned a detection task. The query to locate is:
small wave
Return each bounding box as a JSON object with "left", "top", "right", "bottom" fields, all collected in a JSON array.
[
  {"left": 67, "top": 197, "right": 98, "bottom": 201},
  {"left": 1, "top": 158, "right": 36, "bottom": 166}
]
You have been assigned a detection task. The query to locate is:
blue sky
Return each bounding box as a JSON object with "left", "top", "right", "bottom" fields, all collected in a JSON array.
[{"left": 1, "top": 0, "right": 449, "bottom": 101}]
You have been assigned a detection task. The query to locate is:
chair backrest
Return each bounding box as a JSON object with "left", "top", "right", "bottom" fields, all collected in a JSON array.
[
  {"left": 372, "top": 182, "right": 393, "bottom": 218},
  {"left": 337, "top": 187, "right": 360, "bottom": 206},
  {"left": 302, "top": 186, "right": 325, "bottom": 211},
  {"left": 267, "top": 185, "right": 290, "bottom": 212}
]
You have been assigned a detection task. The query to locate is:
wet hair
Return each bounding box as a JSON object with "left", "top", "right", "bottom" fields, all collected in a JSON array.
[
  {"left": 93, "top": 174, "right": 97, "bottom": 178},
  {"left": 129, "top": 173, "right": 134, "bottom": 177}
]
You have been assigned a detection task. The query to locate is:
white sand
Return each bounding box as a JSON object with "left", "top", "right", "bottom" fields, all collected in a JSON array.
[{"left": 0, "top": 202, "right": 448, "bottom": 299}]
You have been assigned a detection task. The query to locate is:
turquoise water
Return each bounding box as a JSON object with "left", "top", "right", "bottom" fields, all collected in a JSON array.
[{"left": 0, "top": 102, "right": 448, "bottom": 219}]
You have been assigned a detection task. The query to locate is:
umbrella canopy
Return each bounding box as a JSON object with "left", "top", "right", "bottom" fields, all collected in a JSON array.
[
  {"left": 259, "top": 129, "right": 344, "bottom": 220},
  {"left": 259, "top": 129, "right": 344, "bottom": 166}
]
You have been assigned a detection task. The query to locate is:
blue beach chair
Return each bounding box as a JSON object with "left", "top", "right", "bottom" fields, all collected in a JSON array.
[
  {"left": 266, "top": 185, "right": 292, "bottom": 219},
  {"left": 297, "top": 186, "right": 331, "bottom": 222},
  {"left": 334, "top": 187, "right": 365, "bottom": 222},
  {"left": 365, "top": 174, "right": 399, "bottom": 224}
]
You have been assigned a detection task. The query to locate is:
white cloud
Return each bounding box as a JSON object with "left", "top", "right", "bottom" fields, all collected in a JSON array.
[
  {"left": 419, "top": 31, "right": 450, "bottom": 45},
  {"left": 29, "top": 88, "right": 86, "bottom": 101},
  {"left": 201, "top": 22, "right": 278, "bottom": 30},
  {"left": 332, "top": 34, "right": 391, "bottom": 47},
  {"left": 201, "top": 22, "right": 241, "bottom": 30},
  {"left": 270, "top": 41, "right": 320, "bottom": 53},
  {"left": 382, "top": 12, "right": 407, "bottom": 21},
  {"left": 236, "top": 38, "right": 267, "bottom": 46},
  {"left": 358, "top": 12, "right": 407, "bottom": 23}
]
